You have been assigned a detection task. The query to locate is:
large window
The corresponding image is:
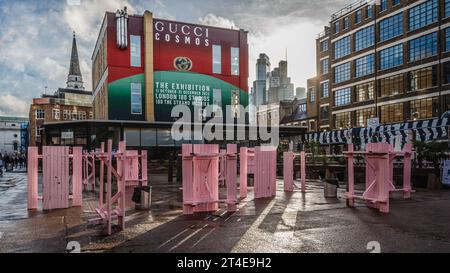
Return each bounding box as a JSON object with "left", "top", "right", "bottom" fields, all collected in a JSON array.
[
  {"left": 334, "top": 112, "right": 352, "bottom": 129},
  {"left": 131, "top": 83, "right": 142, "bottom": 115},
  {"left": 334, "top": 88, "right": 352, "bottom": 106},
  {"left": 444, "top": 62, "right": 450, "bottom": 84},
  {"left": 379, "top": 44, "right": 403, "bottom": 70},
  {"left": 379, "top": 74, "right": 404, "bottom": 97},
  {"left": 409, "top": 66, "right": 437, "bottom": 92},
  {"left": 379, "top": 13, "right": 403, "bottom": 42},
  {"left": 445, "top": 28, "right": 450, "bottom": 52},
  {"left": 52, "top": 109, "right": 60, "bottom": 120},
  {"left": 355, "top": 54, "right": 375, "bottom": 78},
  {"left": 335, "top": 21, "right": 340, "bottom": 33},
  {"left": 380, "top": 103, "right": 404, "bottom": 123},
  {"left": 334, "top": 62, "right": 351, "bottom": 83},
  {"left": 130, "top": 35, "right": 141, "bottom": 67},
  {"left": 321, "top": 81, "right": 329, "bottom": 98},
  {"left": 356, "top": 82, "right": 374, "bottom": 102},
  {"left": 231, "top": 47, "right": 239, "bottom": 76},
  {"left": 355, "top": 26, "right": 374, "bottom": 52},
  {"left": 344, "top": 17, "right": 349, "bottom": 30},
  {"left": 410, "top": 97, "right": 438, "bottom": 120},
  {"left": 367, "top": 5, "right": 373, "bottom": 18},
  {"left": 393, "top": 0, "right": 400, "bottom": 6},
  {"left": 309, "top": 87, "right": 316, "bottom": 103},
  {"left": 409, "top": 0, "right": 438, "bottom": 31},
  {"left": 446, "top": 0, "right": 450, "bottom": 18},
  {"left": 356, "top": 107, "right": 376, "bottom": 127},
  {"left": 212, "top": 45, "right": 221, "bottom": 74},
  {"left": 380, "top": 0, "right": 388, "bottom": 12},
  {"left": 321, "top": 40, "right": 329, "bottom": 52},
  {"left": 36, "top": 109, "right": 45, "bottom": 119},
  {"left": 334, "top": 37, "right": 351, "bottom": 59},
  {"left": 355, "top": 10, "right": 362, "bottom": 24},
  {"left": 321, "top": 58, "right": 329, "bottom": 75},
  {"left": 409, "top": 32, "right": 437, "bottom": 62}
]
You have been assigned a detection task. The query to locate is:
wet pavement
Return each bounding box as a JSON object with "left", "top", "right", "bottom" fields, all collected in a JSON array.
[{"left": 0, "top": 170, "right": 450, "bottom": 253}]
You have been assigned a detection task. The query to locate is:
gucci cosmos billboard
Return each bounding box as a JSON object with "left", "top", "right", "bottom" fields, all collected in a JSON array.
[{"left": 96, "top": 9, "right": 249, "bottom": 122}]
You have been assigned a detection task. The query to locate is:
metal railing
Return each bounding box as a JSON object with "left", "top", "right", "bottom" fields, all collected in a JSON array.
[{"left": 330, "top": 0, "right": 376, "bottom": 21}]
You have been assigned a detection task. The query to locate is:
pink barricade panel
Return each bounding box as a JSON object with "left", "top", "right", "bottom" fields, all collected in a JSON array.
[
  {"left": 239, "top": 147, "right": 248, "bottom": 199},
  {"left": 72, "top": 147, "right": 83, "bottom": 207},
  {"left": 42, "top": 146, "right": 70, "bottom": 210},
  {"left": 27, "top": 147, "right": 39, "bottom": 210},
  {"left": 226, "top": 144, "right": 238, "bottom": 212},
  {"left": 192, "top": 144, "right": 219, "bottom": 213},
  {"left": 283, "top": 152, "right": 294, "bottom": 192},
  {"left": 254, "top": 147, "right": 277, "bottom": 199}
]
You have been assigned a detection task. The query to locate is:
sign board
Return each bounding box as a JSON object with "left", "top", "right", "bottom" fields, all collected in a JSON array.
[
  {"left": 367, "top": 117, "right": 380, "bottom": 129},
  {"left": 442, "top": 160, "right": 450, "bottom": 186},
  {"left": 61, "top": 132, "right": 74, "bottom": 140}
]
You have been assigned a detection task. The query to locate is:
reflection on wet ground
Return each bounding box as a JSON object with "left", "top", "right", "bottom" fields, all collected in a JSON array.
[{"left": 1, "top": 170, "right": 450, "bottom": 253}]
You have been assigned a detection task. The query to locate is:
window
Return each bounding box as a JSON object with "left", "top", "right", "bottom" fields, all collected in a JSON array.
[
  {"left": 36, "top": 126, "right": 43, "bottom": 137},
  {"left": 299, "top": 103, "right": 306, "bottom": 112},
  {"left": 380, "top": 103, "right": 404, "bottom": 123},
  {"left": 392, "top": 0, "right": 400, "bottom": 6},
  {"left": 212, "top": 45, "right": 221, "bottom": 74},
  {"left": 409, "top": 32, "right": 437, "bottom": 62},
  {"left": 356, "top": 82, "right": 374, "bottom": 102},
  {"left": 321, "top": 58, "right": 329, "bottom": 74},
  {"left": 335, "top": 21, "right": 340, "bottom": 33},
  {"left": 366, "top": 5, "right": 373, "bottom": 18},
  {"left": 320, "top": 106, "right": 329, "bottom": 120},
  {"left": 89, "top": 112, "right": 94, "bottom": 119},
  {"left": 334, "top": 36, "right": 351, "bottom": 59},
  {"left": 321, "top": 40, "right": 329, "bottom": 52},
  {"left": 131, "top": 83, "right": 142, "bottom": 115},
  {"left": 52, "top": 109, "right": 60, "bottom": 120},
  {"left": 63, "top": 110, "right": 69, "bottom": 120},
  {"left": 379, "top": 13, "right": 403, "bottom": 42},
  {"left": 231, "top": 90, "right": 240, "bottom": 118},
  {"left": 334, "top": 88, "right": 352, "bottom": 106},
  {"left": 130, "top": 35, "right": 141, "bottom": 67},
  {"left": 36, "top": 109, "right": 45, "bottom": 119},
  {"left": 321, "top": 81, "right": 329, "bottom": 98},
  {"left": 309, "top": 120, "right": 316, "bottom": 132},
  {"left": 444, "top": 62, "right": 450, "bottom": 84},
  {"left": 334, "top": 62, "right": 351, "bottom": 83},
  {"left": 309, "top": 87, "right": 316, "bottom": 103},
  {"left": 355, "top": 10, "right": 362, "bottom": 24},
  {"left": 78, "top": 111, "right": 86, "bottom": 120},
  {"left": 343, "top": 17, "right": 349, "bottom": 30},
  {"left": 355, "top": 25, "right": 374, "bottom": 52},
  {"left": 445, "top": 28, "right": 450, "bottom": 52},
  {"left": 379, "top": 74, "right": 404, "bottom": 97},
  {"left": 231, "top": 47, "right": 239, "bottom": 76},
  {"left": 409, "top": 0, "right": 437, "bottom": 31},
  {"left": 446, "top": 0, "right": 450, "bottom": 18},
  {"left": 380, "top": 0, "right": 388, "bottom": 12},
  {"left": 356, "top": 107, "right": 376, "bottom": 127},
  {"left": 410, "top": 97, "right": 438, "bottom": 120},
  {"left": 355, "top": 54, "right": 375, "bottom": 78},
  {"left": 379, "top": 44, "right": 403, "bottom": 70},
  {"left": 409, "top": 66, "right": 437, "bottom": 91},
  {"left": 334, "top": 112, "right": 352, "bottom": 129},
  {"left": 71, "top": 110, "right": 78, "bottom": 120}
]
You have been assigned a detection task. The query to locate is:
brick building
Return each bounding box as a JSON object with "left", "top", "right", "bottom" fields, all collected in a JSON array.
[
  {"left": 306, "top": 0, "right": 450, "bottom": 145},
  {"left": 29, "top": 33, "right": 93, "bottom": 147}
]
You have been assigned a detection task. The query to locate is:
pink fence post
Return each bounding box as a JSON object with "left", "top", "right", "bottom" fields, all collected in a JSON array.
[
  {"left": 72, "top": 147, "right": 83, "bottom": 207},
  {"left": 99, "top": 142, "right": 105, "bottom": 209},
  {"left": 239, "top": 147, "right": 248, "bottom": 199},
  {"left": 300, "top": 151, "right": 306, "bottom": 193},
  {"left": 283, "top": 152, "right": 294, "bottom": 192},
  {"left": 106, "top": 140, "right": 113, "bottom": 235},
  {"left": 182, "top": 144, "right": 194, "bottom": 215},
  {"left": 141, "top": 150, "right": 148, "bottom": 187},
  {"left": 402, "top": 144, "right": 412, "bottom": 199},
  {"left": 118, "top": 141, "right": 126, "bottom": 231},
  {"left": 346, "top": 144, "right": 355, "bottom": 207},
  {"left": 27, "top": 147, "right": 39, "bottom": 210},
  {"left": 254, "top": 147, "right": 277, "bottom": 199},
  {"left": 226, "top": 144, "right": 237, "bottom": 212},
  {"left": 270, "top": 148, "right": 277, "bottom": 196}
]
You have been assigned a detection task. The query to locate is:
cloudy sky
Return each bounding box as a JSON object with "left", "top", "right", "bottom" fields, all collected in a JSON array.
[{"left": 0, "top": 0, "right": 353, "bottom": 117}]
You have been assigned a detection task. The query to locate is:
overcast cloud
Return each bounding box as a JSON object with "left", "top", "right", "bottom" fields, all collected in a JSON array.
[{"left": 0, "top": 0, "right": 353, "bottom": 116}]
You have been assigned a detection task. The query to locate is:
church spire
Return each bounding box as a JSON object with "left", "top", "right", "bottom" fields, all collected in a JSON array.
[{"left": 66, "top": 32, "right": 85, "bottom": 90}]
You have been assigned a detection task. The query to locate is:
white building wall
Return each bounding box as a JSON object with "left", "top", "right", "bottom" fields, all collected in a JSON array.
[{"left": 0, "top": 120, "right": 25, "bottom": 154}]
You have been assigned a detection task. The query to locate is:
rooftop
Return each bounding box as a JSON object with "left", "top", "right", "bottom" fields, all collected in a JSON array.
[{"left": 330, "top": 0, "right": 375, "bottom": 22}]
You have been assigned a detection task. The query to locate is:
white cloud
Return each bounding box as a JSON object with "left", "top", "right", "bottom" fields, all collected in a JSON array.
[
  {"left": 0, "top": 93, "right": 29, "bottom": 117},
  {"left": 198, "top": 14, "right": 238, "bottom": 29}
]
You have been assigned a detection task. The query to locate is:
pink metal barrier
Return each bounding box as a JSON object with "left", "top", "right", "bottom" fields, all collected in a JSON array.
[
  {"left": 283, "top": 151, "right": 306, "bottom": 193},
  {"left": 345, "top": 143, "right": 413, "bottom": 213},
  {"left": 82, "top": 152, "right": 96, "bottom": 192},
  {"left": 27, "top": 146, "right": 83, "bottom": 210},
  {"left": 181, "top": 144, "right": 238, "bottom": 215},
  {"left": 239, "top": 147, "right": 255, "bottom": 199},
  {"left": 253, "top": 147, "right": 277, "bottom": 199}
]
